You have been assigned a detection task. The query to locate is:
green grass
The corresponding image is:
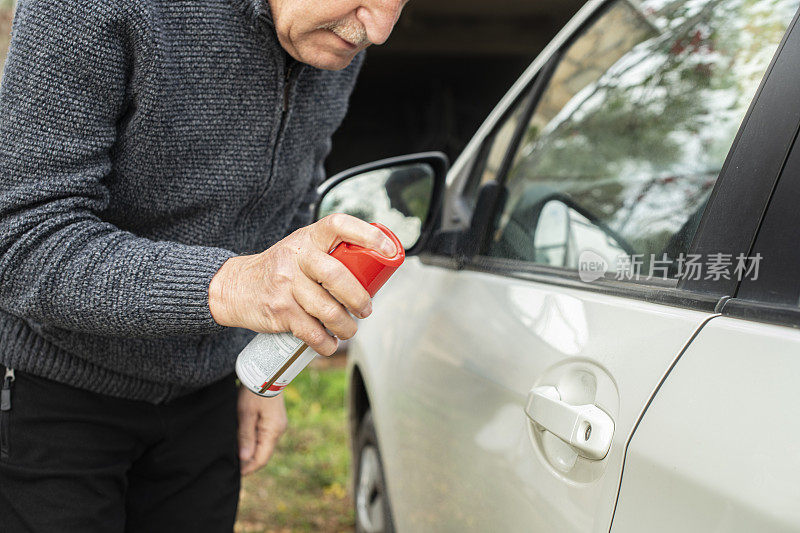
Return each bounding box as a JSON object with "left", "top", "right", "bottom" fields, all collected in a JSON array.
[{"left": 235, "top": 365, "right": 354, "bottom": 533}]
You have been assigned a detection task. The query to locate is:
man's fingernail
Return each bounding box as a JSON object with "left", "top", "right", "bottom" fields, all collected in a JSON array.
[
  {"left": 381, "top": 239, "right": 396, "bottom": 257},
  {"left": 240, "top": 448, "right": 252, "bottom": 460},
  {"left": 361, "top": 302, "right": 372, "bottom": 318}
]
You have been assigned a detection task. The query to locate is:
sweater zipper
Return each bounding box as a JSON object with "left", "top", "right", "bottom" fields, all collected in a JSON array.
[
  {"left": 283, "top": 62, "right": 298, "bottom": 112},
  {"left": 1, "top": 368, "right": 14, "bottom": 461},
  {"left": 241, "top": 60, "right": 302, "bottom": 224}
]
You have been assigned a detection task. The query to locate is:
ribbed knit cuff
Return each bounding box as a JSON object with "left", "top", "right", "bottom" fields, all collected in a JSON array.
[{"left": 149, "top": 245, "right": 238, "bottom": 334}]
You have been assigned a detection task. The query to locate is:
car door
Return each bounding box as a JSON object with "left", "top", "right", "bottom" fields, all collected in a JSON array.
[
  {"left": 353, "top": 0, "right": 800, "bottom": 531},
  {"left": 612, "top": 54, "right": 800, "bottom": 531}
]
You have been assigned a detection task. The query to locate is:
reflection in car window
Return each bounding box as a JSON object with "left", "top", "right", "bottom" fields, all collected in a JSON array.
[{"left": 488, "top": 0, "right": 799, "bottom": 282}]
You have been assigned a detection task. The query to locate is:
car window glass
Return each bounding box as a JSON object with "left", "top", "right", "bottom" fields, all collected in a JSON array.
[
  {"left": 464, "top": 97, "right": 528, "bottom": 206},
  {"left": 487, "top": 0, "right": 798, "bottom": 284}
]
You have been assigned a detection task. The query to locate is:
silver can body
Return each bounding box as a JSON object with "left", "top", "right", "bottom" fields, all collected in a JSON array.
[{"left": 236, "top": 332, "right": 317, "bottom": 397}]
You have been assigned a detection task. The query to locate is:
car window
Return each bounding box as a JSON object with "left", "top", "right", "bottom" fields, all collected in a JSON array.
[
  {"left": 463, "top": 96, "right": 529, "bottom": 207},
  {"left": 486, "top": 0, "right": 798, "bottom": 284}
]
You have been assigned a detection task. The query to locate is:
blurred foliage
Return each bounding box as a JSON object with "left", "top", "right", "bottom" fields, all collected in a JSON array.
[
  {"left": 521, "top": 0, "right": 730, "bottom": 183},
  {"left": 236, "top": 365, "right": 354, "bottom": 533}
]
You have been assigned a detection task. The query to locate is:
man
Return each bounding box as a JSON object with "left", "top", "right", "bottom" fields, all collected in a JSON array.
[{"left": 0, "top": 0, "right": 407, "bottom": 530}]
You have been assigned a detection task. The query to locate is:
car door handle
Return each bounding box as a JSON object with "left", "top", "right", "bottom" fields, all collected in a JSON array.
[{"left": 525, "top": 386, "right": 614, "bottom": 460}]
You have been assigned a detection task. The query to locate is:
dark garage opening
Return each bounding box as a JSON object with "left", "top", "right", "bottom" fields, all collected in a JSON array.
[{"left": 327, "top": 0, "right": 586, "bottom": 175}]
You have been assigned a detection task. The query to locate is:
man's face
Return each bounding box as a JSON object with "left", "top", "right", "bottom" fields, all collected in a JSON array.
[{"left": 268, "top": 0, "right": 409, "bottom": 70}]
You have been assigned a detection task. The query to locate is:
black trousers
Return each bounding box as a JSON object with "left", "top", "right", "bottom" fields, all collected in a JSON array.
[{"left": 0, "top": 370, "right": 241, "bottom": 532}]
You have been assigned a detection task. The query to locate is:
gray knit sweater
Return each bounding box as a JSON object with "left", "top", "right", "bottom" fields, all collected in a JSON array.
[{"left": 0, "top": 0, "right": 363, "bottom": 402}]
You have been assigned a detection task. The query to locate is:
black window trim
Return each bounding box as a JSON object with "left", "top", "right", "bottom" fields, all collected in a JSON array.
[
  {"left": 719, "top": 53, "right": 800, "bottom": 329},
  {"left": 719, "top": 299, "right": 800, "bottom": 330},
  {"left": 729, "top": 127, "right": 800, "bottom": 308},
  {"left": 422, "top": 0, "right": 800, "bottom": 314}
]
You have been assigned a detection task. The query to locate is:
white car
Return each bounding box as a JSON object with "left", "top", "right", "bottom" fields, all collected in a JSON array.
[{"left": 315, "top": 0, "right": 800, "bottom": 531}]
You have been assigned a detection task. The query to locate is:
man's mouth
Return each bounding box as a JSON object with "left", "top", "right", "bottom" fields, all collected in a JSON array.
[{"left": 331, "top": 31, "right": 358, "bottom": 48}]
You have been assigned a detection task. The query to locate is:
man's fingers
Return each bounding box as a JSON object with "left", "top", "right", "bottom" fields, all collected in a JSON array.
[
  {"left": 287, "top": 306, "right": 339, "bottom": 356},
  {"left": 313, "top": 214, "right": 397, "bottom": 258},
  {"left": 237, "top": 402, "right": 258, "bottom": 462},
  {"left": 293, "top": 276, "right": 358, "bottom": 340},
  {"left": 239, "top": 393, "right": 287, "bottom": 476},
  {"left": 297, "top": 250, "right": 372, "bottom": 318},
  {"left": 243, "top": 420, "right": 282, "bottom": 475}
]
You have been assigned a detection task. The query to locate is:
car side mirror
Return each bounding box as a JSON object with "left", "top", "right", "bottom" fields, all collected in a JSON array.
[{"left": 315, "top": 152, "right": 448, "bottom": 255}]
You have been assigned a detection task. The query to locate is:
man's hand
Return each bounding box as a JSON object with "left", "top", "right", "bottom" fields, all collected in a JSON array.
[
  {"left": 208, "top": 214, "right": 397, "bottom": 356},
  {"left": 237, "top": 387, "right": 288, "bottom": 475}
]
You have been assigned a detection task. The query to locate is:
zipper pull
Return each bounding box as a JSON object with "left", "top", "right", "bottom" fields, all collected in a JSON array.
[{"left": 1, "top": 368, "right": 14, "bottom": 412}]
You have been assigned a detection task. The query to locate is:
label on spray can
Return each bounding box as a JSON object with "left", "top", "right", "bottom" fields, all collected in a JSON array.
[{"left": 236, "top": 332, "right": 307, "bottom": 396}]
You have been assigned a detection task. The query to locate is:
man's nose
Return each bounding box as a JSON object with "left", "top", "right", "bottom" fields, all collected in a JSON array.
[{"left": 356, "top": 0, "right": 406, "bottom": 46}]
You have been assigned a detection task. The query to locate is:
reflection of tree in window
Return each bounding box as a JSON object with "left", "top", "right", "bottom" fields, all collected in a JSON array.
[{"left": 493, "top": 0, "right": 798, "bottom": 276}]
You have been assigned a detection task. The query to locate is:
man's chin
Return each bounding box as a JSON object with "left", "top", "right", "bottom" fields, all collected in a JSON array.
[{"left": 298, "top": 48, "right": 362, "bottom": 71}]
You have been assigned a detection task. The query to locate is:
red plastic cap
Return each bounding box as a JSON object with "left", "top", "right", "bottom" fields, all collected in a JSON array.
[{"left": 330, "top": 223, "right": 405, "bottom": 297}]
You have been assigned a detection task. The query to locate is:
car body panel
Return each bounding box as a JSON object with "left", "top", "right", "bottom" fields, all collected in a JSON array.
[
  {"left": 350, "top": 257, "right": 714, "bottom": 531},
  {"left": 612, "top": 317, "right": 800, "bottom": 532}
]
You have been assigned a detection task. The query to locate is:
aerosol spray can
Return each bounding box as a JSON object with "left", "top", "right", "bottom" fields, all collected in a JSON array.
[{"left": 236, "top": 223, "right": 405, "bottom": 397}]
